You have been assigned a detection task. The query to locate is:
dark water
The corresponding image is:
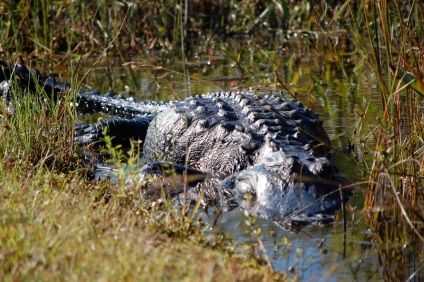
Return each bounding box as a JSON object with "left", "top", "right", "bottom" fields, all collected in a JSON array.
[{"left": 67, "top": 39, "right": 385, "bottom": 280}]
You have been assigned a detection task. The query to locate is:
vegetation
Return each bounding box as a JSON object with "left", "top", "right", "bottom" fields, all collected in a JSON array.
[
  {"left": 0, "top": 0, "right": 424, "bottom": 281},
  {"left": 347, "top": 1, "right": 424, "bottom": 280}
]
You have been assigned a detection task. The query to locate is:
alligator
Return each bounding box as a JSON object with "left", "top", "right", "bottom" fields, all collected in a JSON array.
[{"left": 0, "top": 61, "right": 350, "bottom": 226}]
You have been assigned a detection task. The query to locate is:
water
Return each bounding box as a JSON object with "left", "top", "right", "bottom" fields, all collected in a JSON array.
[
  {"left": 67, "top": 38, "right": 386, "bottom": 280},
  {"left": 208, "top": 208, "right": 380, "bottom": 281}
]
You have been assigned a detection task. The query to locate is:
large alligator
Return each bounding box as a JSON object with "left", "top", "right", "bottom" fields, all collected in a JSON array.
[{"left": 0, "top": 61, "right": 350, "bottom": 226}]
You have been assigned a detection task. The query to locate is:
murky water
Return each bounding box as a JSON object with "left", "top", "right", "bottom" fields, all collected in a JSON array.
[{"left": 63, "top": 38, "right": 386, "bottom": 280}]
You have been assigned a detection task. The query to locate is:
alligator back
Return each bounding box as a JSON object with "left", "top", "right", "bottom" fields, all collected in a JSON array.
[{"left": 143, "top": 91, "right": 332, "bottom": 175}]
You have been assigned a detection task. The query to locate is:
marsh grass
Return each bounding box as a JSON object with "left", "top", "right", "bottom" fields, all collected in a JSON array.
[
  {"left": 347, "top": 0, "right": 424, "bottom": 279},
  {"left": 0, "top": 0, "right": 345, "bottom": 57},
  {"left": 0, "top": 75, "right": 76, "bottom": 171}
]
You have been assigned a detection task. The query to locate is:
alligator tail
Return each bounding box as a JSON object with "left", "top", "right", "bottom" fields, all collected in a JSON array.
[
  {"left": 76, "top": 91, "right": 168, "bottom": 119},
  {"left": 74, "top": 117, "right": 153, "bottom": 146}
]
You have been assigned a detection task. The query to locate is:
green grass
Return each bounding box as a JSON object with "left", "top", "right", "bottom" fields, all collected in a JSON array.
[
  {"left": 0, "top": 82, "right": 284, "bottom": 280},
  {"left": 0, "top": 76, "right": 76, "bottom": 170},
  {"left": 0, "top": 0, "right": 342, "bottom": 56},
  {"left": 0, "top": 167, "right": 281, "bottom": 281}
]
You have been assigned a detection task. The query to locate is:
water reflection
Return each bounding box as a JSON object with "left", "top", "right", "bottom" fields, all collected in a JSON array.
[{"left": 202, "top": 201, "right": 384, "bottom": 281}]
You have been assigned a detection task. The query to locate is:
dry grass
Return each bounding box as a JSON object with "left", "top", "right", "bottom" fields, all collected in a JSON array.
[{"left": 0, "top": 167, "right": 280, "bottom": 281}]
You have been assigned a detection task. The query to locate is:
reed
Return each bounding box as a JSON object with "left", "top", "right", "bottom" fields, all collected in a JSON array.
[
  {"left": 347, "top": 0, "right": 424, "bottom": 279},
  {"left": 0, "top": 0, "right": 336, "bottom": 57}
]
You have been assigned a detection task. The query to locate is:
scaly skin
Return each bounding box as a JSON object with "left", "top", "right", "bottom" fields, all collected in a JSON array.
[{"left": 141, "top": 91, "right": 348, "bottom": 224}]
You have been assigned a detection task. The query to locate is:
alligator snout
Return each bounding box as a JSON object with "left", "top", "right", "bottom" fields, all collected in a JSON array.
[{"left": 222, "top": 152, "right": 350, "bottom": 224}]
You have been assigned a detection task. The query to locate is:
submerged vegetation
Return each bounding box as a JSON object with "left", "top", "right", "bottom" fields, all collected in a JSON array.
[{"left": 1, "top": 0, "right": 424, "bottom": 280}]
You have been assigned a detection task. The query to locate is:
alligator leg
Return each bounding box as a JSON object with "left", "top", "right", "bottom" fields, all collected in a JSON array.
[
  {"left": 138, "top": 161, "right": 238, "bottom": 210},
  {"left": 74, "top": 117, "right": 152, "bottom": 146}
]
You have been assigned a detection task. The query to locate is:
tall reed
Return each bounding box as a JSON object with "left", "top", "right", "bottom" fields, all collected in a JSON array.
[
  {"left": 0, "top": 1, "right": 340, "bottom": 57},
  {"left": 347, "top": 0, "right": 424, "bottom": 279}
]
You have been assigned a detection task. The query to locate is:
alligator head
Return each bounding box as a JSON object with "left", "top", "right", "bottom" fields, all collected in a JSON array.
[{"left": 221, "top": 151, "right": 350, "bottom": 224}]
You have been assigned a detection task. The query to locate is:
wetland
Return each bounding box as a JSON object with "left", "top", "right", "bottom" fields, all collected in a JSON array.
[{"left": 1, "top": 1, "right": 423, "bottom": 281}]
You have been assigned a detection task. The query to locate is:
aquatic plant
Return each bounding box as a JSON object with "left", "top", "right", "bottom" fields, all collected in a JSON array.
[{"left": 347, "top": 0, "right": 424, "bottom": 280}]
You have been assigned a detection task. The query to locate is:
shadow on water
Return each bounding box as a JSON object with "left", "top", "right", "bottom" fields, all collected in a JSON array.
[{"left": 66, "top": 36, "right": 387, "bottom": 280}]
